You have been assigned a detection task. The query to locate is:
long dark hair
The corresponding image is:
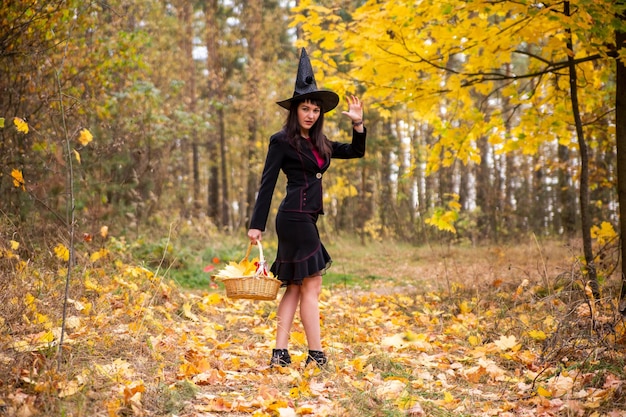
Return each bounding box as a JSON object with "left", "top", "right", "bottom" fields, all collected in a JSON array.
[{"left": 284, "top": 98, "right": 332, "bottom": 160}]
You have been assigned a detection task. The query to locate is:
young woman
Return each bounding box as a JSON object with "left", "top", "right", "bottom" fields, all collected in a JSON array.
[{"left": 247, "top": 48, "right": 366, "bottom": 367}]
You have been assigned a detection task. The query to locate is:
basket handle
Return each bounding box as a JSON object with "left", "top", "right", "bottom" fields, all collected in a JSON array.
[
  {"left": 242, "top": 241, "right": 265, "bottom": 262},
  {"left": 242, "top": 241, "right": 268, "bottom": 277}
]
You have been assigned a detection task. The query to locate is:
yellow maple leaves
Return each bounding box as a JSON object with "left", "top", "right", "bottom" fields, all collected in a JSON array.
[
  {"left": 3, "top": 234, "right": 625, "bottom": 417},
  {"left": 494, "top": 334, "right": 519, "bottom": 351},
  {"left": 11, "top": 169, "right": 26, "bottom": 190},
  {"left": 212, "top": 244, "right": 274, "bottom": 279},
  {"left": 213, "top": 259, "right": 260, "bottom": 278}
]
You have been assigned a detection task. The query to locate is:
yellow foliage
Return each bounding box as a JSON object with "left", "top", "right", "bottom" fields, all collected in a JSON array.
[
  {"left": 214, "top": 255, "right": 274, "bottom": 279},
  {"left": 11, "top": 169, "right": 26, "bottom": 190},
  {"left": 54, "top": 243, "right": 70, "bottom": 262},
  {"left": 443, "top": 391, "right": 455, "bottom": 403},
  {"left": 468, "top": 335, "right": 481, "bottom": 346},
  {"left": 537, "top": 386, "right": 552, "bottom": 398},
  {"left": 494, "top": 335, "right": 518, "bottom": 351},
  {"left": 3, "top": 217, "right": 623, "bottom": 416},
  {"left": 458, "top": 300, "right": 472, "bottom": 314},
  {"left": 182, "top": 302, "right": 199, "bottom": 322},
  {"left": 90, "top": 248, "right": 109, "bottom": 263},
  {"left": 425, "top": 193, "right": 460, "bottom": 233},
  {"left": 324, "top": 176, "right": 358, "bottom": 202},
  {"left": 13, "top": 117, "right": 29, "bottom": 134},
  {"left": 590, "top": 221, "right": 617, "bottom": 245},
  {"left": 78, "top": 128, "right": 93, "bottom": 146},
  {"left": 293, "top": 0, "right": 616, "bottom": 190},
  {"left": 291, "top": 331, "right": 307, "bottom": 346},
  {"left": 527, "top": 329, "right": 547, "bottom": 341}
]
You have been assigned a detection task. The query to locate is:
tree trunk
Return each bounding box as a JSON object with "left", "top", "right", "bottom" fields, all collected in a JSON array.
[
  {"left": 181, "top": 1, "right": 201, "bottom": 215},
  {"left": 557, "top": 143, "right": 577, "bottom": 236},
  {"left": 205, "top": 0, "right": 221, "bottom": 224},
  {"left": 475, "top": 134, "right": 492, "bottom": 241},
  {"left": 565, "top": 1, "right": 599, "bottom": 299},
  {"left": 219, "top": 107, "right": 230, "bottom": 229},
  {"left": 394, "top": 116, "right": 413, "bottom": 239},
  {"left": 531, "top": 154, "right": 546, "bottom": 233},
  {"left": 415, "top": 124, "right": 430, "bottom": 222},
  {"left": 615, "top": 22, "right": 626, "bottom": 309},
  {"left": 243, "top": 0, "right": 262, "bottom": 230},
  {"left": 379, "top": 122, "right": 393, "bottom": 234},
  {"left": 504, "top": 153, "right": 515, "bottom": 233}
]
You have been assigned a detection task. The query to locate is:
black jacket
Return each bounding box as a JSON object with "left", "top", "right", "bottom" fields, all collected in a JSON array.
[{"left": 249, "top": 128, "right": 367, "bottom": 231}]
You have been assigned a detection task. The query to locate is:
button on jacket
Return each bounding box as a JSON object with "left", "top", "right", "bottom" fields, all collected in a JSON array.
[{"left": 249, "top": 128, "right": 367, "bottom": 231}]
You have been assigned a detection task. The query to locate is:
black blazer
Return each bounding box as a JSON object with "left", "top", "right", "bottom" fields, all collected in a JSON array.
[{"left": 249, "top": 128, "right": 367, "bottom": 231}]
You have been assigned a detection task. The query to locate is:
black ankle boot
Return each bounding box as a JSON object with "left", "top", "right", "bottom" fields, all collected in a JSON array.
[
  {"left": 305, "top": 350, "right": 327, "bottom": 367},
  {"left": 270, "top": 349, "right": 291, "bottom": 367}
]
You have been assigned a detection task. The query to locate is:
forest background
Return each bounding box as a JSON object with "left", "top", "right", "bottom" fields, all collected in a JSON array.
[{"left": 2, "top": 0, "right": 626, "bottom": 416}]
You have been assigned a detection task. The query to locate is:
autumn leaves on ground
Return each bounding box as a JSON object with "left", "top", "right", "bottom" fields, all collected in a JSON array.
[{"left": 1, "top": 231, "right": 625, "bottom": 417}]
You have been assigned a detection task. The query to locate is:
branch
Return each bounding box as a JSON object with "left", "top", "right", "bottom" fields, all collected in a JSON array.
[{"left": 459, "top": 52, "right": 604, "bottom": 87}]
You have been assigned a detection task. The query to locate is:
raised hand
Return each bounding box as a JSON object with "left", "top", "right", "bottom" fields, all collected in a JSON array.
[{"left": 341, "top": 95, "right": 363, "bottom": 124}]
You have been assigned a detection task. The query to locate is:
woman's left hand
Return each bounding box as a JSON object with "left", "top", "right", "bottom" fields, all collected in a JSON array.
[{"left": 341, "top": 95, "right": 363, "bottom": 125}]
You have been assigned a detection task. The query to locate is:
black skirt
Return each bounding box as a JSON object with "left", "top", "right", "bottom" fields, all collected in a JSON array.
[{"left": 270, "top": 211, "right": 332, "bottom": 286}]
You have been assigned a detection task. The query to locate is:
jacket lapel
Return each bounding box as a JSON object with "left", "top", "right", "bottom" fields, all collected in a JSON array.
[{"left": 289, "top": 139, "right": 329, "bottom": 170}]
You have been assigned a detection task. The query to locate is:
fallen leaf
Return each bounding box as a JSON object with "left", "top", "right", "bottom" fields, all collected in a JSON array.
[
  {"left": 537, "top": 386, "right": 552, "bottom": 398},
  {"left": 528, "top": 329, "right": 547, "bottom": 341},
  {"left": 376, "top": 380, "right": 405, "bottom": 400},
  {"left": 58, "top": 379, "right": 82, "bottom": 398},
  {"left": 494, "top": 335, "right": 517, "bottom": 351},
  {"left": 278, "top": 407, "right": 297, "bottom": 417},
  {"left": 406, "top": 402, "right": 425, "bottom": 416}
]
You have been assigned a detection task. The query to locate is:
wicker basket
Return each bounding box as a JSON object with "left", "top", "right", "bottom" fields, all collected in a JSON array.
[{"left": 217, "top": 242, "right": 282, "bottom": 301}]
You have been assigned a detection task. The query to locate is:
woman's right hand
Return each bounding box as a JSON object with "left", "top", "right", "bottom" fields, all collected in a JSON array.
[{"left": 248, "top": 229, "right": 262, "bottom": 244}]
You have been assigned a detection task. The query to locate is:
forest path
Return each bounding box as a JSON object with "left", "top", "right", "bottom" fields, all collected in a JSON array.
[{"left": 174, "top": 240, "right": 592, "bottom": 416}]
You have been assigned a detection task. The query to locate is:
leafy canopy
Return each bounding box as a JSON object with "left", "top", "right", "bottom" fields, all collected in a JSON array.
[{"left": 293, "top": 0, "right": 619, "bottom": 171}]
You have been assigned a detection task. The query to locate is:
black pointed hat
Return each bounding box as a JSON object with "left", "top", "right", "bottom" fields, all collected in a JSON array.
[{"left": 276, "top": 48, "right": 339, "bottom": 113}]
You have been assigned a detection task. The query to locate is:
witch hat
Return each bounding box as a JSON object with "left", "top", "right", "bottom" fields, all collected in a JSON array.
[{"left": 276, "top": 48, "right": 339, "bottom": 113}]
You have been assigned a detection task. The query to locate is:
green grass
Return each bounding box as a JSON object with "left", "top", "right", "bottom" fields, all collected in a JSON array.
[
  {"left": 131, "top": 230, "right": 578, "bottom": 296},
  {"left": 139, "top": 232, "right": 422, "bottom": 289},
  {"left": 323, "top": 271, "right": 380, "bottom": 289},
  {"left": 132, "top": 233, "right": 256, "bottom": 289}
]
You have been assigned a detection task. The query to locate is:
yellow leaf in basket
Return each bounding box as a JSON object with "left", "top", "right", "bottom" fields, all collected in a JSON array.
[
  {"left": 240, "top": 257, "right": 259, "bottom": 275},
  {"left": 218, "top": 264, "right": 245, "bottom": 278},
  {"left": 242, "top": 264, "right": 258, "bottom": 276}
]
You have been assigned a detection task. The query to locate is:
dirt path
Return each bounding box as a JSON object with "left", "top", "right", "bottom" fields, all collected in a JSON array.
[{"left": 169, "top": 240, "right": 623, "bottom": 416}]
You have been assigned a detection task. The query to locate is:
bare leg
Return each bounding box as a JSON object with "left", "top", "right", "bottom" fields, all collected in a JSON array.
[
  {"left": 299, "top": 274, "right": 323, "bottom": 351},
  {"left": 275, "top": 284, "right": 300, "bottom": 349}
]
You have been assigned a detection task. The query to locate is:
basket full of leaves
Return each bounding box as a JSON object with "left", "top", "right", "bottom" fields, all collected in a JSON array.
[{"left": 213, "top": 241, "right": 281, "bottom": 300}]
